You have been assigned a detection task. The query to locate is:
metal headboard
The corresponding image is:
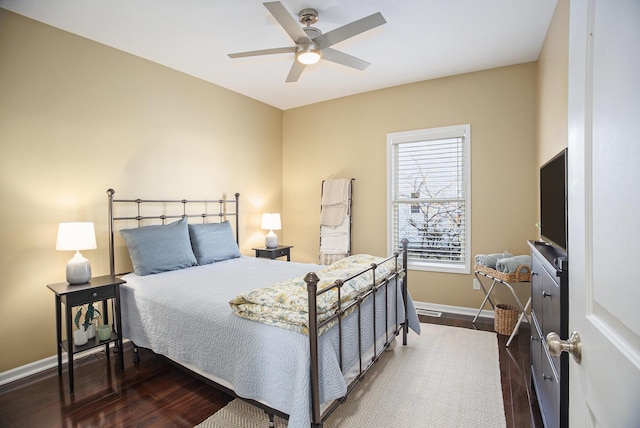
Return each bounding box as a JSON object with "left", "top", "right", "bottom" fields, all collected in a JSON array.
[{"left": 107, "top": 188, "right": 240, "bottom": 276}]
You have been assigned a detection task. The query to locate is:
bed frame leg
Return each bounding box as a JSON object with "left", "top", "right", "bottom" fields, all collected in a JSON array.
[
  {"left": 264, "top": 412, "right": 275, "bottom": 427},
  {"left": 401, "top": 238, "right": 409, "bottom": 346},
  {"left": 133, "top": 345, "right": 140, "bottom": 363}
]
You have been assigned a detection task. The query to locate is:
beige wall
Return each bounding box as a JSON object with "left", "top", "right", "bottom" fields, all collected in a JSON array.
[
  {"left": 538, "top": 0, "right": 569, "bottom": 166},
  {"left": 0, "top": 10, "right": 283, "bottom": 372},
  {"left": 282, "top": 63, "right": 539, "bottom": 309},
  {"left": 1, "top": 1, "right": 569, "bottom": 374}
]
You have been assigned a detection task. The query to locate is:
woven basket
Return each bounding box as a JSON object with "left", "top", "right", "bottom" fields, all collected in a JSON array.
[
  {"left": 474, "top": 264, "right": 531, "bottom": 283},
  {"left": 494, "top": 304, "right": 518, "bottom": 336}
]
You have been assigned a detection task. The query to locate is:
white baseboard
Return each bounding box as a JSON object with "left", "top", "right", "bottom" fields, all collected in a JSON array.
[
  {"left": 413, "top": 300, "right": 495, "bottom": 319},
  {"left": 0, "top": 354, "right": 66, "bottom": 387},
  {"left": 0, "top": 341, "right": 128, "bottom": 387}
]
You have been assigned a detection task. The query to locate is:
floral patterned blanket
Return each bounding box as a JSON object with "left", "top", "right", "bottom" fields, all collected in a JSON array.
[{"left": 229, "top": 254, "right": 400, "bottom": 335}]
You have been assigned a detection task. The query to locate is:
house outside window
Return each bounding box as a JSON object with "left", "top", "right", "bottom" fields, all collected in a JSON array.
[{"left": 387, "top": 124, "right": 471, "bottom": 273}]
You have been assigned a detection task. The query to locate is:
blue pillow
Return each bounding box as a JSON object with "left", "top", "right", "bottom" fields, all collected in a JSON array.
[
  {"left": 188, "top": 221, "right": 241, "bottom": 265},
  {"left": 120, "top": 217, "right": 197, "bottom": 275}
]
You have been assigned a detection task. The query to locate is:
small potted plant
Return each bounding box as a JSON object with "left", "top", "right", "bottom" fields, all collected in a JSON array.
[{"left": 74, "top": 303, "right": 102, "bottom": 344}]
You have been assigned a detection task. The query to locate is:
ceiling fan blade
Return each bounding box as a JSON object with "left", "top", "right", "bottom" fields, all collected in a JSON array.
[
  {"left": 315, "top": 12, "right": 386, "bottom": 48},
  {"left": 264, "top": 1, "right": 310, "bottom": 43},
  {"left": 228, "top": 46, "right": 296, "bottom": 59},
  {"left": 285, "top": 60, "right": 306, "bottom": 83},
  {"left": 321, "top": 48, "right": 371, "bottom": 71}
]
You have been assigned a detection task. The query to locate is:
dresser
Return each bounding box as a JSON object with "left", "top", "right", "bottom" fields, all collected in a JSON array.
[{"left": 528, "top": 240, "right": 568, "bottom": 428}]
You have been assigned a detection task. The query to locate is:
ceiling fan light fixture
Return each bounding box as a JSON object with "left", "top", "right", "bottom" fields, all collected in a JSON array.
[
  {"left": 227, "top": 2, "right": 386, "bottom": 82},
  {"left": 296, "top": 46, "right": 321, "bottom": 65}
]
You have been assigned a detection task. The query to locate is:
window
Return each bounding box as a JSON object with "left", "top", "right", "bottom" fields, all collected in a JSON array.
[{"left": 387, "top": 124, "right": 471, "bottom": 273}]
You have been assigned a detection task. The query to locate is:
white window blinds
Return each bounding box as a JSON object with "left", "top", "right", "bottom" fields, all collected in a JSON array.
[{"left": 387, "top": 124, "right": 471, "bottom": 273}]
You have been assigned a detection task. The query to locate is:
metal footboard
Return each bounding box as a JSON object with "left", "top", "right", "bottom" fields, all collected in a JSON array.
[{"left": 305, "top": 239, "right": 410, "bottom": 427}]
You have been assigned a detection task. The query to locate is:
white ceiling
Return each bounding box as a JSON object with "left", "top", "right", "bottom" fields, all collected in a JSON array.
[{"left": 0, "top": 0, "right": 557, "bottom": 110}]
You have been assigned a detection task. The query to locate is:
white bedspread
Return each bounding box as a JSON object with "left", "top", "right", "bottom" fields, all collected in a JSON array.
[{"left": 120, "top": 256, "right": 420, "bottom": 427}]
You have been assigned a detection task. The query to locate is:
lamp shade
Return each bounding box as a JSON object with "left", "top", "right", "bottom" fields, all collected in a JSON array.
[
  {"left": 261, "top": 213, "right": 281, "bottom": 231},
  {"left": 56, "top": 222, "right": 97, "bottom": 251}
]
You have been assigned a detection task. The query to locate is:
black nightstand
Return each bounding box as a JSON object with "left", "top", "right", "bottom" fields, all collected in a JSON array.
[
  {"left": 253, "top": 245, "right": 293, "bottom": 261},
  {"left": 47, "top": 275, "right": 126, "bottom": 392}
]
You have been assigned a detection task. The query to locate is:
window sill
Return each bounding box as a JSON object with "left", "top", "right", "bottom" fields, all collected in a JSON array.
[{"left": 407, "top": 260, "right": 470, "bottom": 274}]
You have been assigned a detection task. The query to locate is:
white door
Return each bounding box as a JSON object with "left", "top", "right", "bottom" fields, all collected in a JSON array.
[{"left": 567, "top": 0, "right": 640, "bottom": 426}]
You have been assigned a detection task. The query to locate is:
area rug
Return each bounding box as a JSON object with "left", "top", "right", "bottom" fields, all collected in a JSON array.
[{"left": 196, "top": 324, "right": 506, "bottom": 428}]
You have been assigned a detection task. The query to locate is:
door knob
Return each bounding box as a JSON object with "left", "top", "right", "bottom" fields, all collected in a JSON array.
[{"left": 546, "top": 331, "right": 582, "bottom": 363}]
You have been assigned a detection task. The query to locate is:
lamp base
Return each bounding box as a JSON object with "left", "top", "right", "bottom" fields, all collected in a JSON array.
[
  {"left": 66, "top": 251, "right": 92, "bottom": 285},
  {"left": 265, "top": 230, "right": 278, "bottom": 249}
]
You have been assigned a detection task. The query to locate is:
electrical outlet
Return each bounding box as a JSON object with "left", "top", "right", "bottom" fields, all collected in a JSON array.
[{"left": 473, "top": 278, "right": 481, "bottom": 290}]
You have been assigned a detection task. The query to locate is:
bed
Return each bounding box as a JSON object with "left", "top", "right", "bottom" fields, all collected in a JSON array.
[{"left": 107, "top": 189, "right": 420, "bottom": 427}]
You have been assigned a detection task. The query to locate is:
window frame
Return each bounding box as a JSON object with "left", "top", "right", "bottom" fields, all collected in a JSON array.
[{"left": 387, "top": 124, "right": 471, "bottom": 274}]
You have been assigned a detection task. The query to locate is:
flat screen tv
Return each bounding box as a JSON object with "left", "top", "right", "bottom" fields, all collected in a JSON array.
[{"left": 539, "top": 148, "right": 568, "bottom": 252}]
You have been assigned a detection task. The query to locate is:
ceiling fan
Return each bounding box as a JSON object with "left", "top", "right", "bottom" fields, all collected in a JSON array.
[{"left": 228, "top": 2, "right": 386, "bottom": 83}]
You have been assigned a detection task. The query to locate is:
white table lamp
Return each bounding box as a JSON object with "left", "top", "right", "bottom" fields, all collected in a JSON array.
[
  {"left": 56, "top": 222, "right": 97, "bottom": 285},
  {"left": 261, "top": 213, "right": 281, "bottom": 249}
]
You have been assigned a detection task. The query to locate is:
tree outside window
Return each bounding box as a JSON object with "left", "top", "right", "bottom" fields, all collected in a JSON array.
[{"left": 387, "top": 124, "right": 471, "bottom": 274}]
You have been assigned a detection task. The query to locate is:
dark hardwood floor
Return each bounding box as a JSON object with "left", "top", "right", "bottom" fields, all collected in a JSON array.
[{"left": 0, "top": 313, "right": 543, "bottom": 427}]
